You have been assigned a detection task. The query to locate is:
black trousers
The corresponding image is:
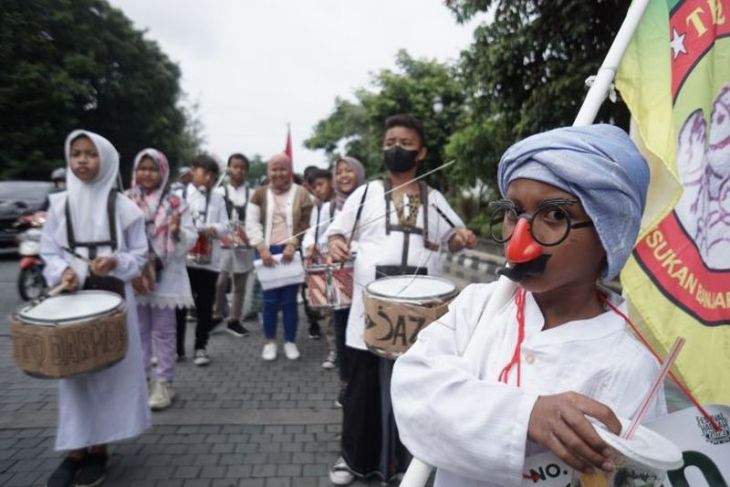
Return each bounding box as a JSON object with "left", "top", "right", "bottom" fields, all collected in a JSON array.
[
  {"left": 341, "top": 348, "right": 410, "bottom": 481},
  {"left": 187, "top": 267, "right": 219, "bottom": 351},
  {"left": 176, "top": 307, "right": 187, "bottom": 356},
  {"left": 333, "top": 308, "right": 352, "bottom": 383}
]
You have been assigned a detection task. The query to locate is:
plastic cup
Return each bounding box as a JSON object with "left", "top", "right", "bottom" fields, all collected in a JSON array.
[{"left": 570, "top": 417, "right": 683, "bottom": 487}]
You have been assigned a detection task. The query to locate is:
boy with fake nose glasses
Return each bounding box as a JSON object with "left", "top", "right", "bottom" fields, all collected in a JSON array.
[{"left": 392, "top": 124, "right": 667, "bottom": 486}]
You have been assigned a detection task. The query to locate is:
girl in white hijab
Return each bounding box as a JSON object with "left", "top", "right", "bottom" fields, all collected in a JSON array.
[{"left": 40, "top": 130, "right": 151, "bottom": 487}]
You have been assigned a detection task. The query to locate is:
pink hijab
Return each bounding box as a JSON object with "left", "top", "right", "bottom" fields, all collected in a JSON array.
[{"left": 127, "top": 148, "right": 184, "bottom": 260}]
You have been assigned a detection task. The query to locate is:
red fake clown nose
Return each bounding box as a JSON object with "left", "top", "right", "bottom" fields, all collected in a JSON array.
[{"left": 505, "top": 218, "right": 544, "bottom": 263}]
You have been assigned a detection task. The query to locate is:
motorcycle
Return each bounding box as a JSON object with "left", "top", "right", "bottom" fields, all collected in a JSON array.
[{"left": 15, "top": 211, "right": 46, "bottom": 301}]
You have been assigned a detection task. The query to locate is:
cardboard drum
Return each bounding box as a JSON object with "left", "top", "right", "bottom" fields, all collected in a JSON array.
[
  {"left": 363, "top": 275, "right": 458, "bottom": 359},
  {"left": 11, "top": 290, "right": 128, "bottom": 379}
]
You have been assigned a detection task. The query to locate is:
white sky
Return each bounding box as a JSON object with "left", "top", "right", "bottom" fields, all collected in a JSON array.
[{"left": 108, "top": 0, "right": 485, "bottom": 171}]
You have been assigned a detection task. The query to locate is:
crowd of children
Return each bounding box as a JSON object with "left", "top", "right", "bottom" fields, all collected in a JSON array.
[{"left": 38, "top": 115, "right": 666, "bottom": 487}]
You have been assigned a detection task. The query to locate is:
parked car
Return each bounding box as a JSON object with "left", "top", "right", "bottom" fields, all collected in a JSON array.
[{"left": 0, "top": 181, "right": 54, "bottom": 250}]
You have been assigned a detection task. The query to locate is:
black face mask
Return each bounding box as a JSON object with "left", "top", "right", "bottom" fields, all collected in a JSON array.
[{"left": 383, "top": 146, "right": 419, "bottom": 173}]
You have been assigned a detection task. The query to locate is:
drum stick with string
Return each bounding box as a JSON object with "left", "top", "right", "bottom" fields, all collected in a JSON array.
[
  {"left": 431, "top": 204, "right": 456, "bottom": 229},
  {"left": 29, "top": 281, "right": 71, "bottom": 307},
  {"left": 63, "top": 246, "right": 93, "bottom": 264}
]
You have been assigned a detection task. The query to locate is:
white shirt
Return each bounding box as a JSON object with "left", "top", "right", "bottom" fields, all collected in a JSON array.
[
  {"left": 185, "top": 185, "right": 229, "bottom": 272},
  {"left": 325, "top": 180, "right": 463, "bottom": 350},
  {"left": 391, "top": 282, "right": 667, "bottom": 486}
]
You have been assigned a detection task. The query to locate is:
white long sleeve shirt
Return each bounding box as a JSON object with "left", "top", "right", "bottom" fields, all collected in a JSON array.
[
  {"left": 325, "top": 180, "right": 464, "bottom": 350},
  {"left": 391, "top": 282, "right": 667, "bottom": 486},
  {"left": 185, "top": 185, "right": 229, "bottom": 272}
]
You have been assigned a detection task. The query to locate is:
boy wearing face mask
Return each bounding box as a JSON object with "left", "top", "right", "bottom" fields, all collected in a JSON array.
[{"left": 326, "top": 114, "right": 477, "bottom": 484}]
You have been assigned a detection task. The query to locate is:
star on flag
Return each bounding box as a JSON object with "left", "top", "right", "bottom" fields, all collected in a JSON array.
[{"left": 670, "top": 27, "right": 687, "bottom": 60}]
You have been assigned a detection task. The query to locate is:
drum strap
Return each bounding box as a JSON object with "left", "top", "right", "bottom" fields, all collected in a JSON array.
[
  {"left": 383, "top": 179, "right": 439, "bottom": 271},
  {"left": 314, "top": 202, "right": 323, "bottom": 254},
  {"left": 65, "top": 190, "right": 118, "bottom": 260},
  {"left": 223, "top": 184, "right": 248, "bottom": 221},
  {"left": 346, "top": 183, "right": 370, "bottom": 245}
]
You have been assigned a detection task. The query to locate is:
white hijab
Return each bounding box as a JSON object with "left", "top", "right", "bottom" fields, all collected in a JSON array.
[{"left": 61, "top": 130, "right": 120, "bottom": 279}]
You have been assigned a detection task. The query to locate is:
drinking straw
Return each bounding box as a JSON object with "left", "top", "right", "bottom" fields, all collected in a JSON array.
[{"left": 623, "top": 336, "right": 685, "bottom": 439}]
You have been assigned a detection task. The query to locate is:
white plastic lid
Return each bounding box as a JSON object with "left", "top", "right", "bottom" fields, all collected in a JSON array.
[
  {"left": 366, "top": 275, "right": 456, "bottom": 300},
  {"left": 594, "top": 417, "right": 684, "bottom": 471},
  {"left": 19, "top": 291, "right": 123, "bottom": 324}
]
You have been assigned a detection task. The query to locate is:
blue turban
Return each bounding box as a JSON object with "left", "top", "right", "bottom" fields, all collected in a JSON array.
[{"left": 497, "top": 124, "right": 649, "bottom": 280}]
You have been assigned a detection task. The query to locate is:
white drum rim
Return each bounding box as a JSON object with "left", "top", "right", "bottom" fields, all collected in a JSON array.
[
  {"left": 15, "top": 290, "right": 126, "bottom": 327},
  {"left": 365, "top": 275, "right": 457, "bottom": 303}
]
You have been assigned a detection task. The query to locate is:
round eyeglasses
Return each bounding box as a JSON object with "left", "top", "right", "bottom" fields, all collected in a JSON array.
[{"left": 488, "top": 198, "right": 594, "bottom": 247}]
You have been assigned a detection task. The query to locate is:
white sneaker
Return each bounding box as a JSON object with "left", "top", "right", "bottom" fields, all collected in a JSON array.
[
  {"left": 283, "top": 342, "right": 300, "bottom": 360},
  {"left": 261, "top": 342, "right": 278, "bottom": 361},
  {"left": 193, "top": 349, "right": 211, "bottom": 366},
  {"left": 328, "top": 456, "right": 354, "bottom": 485},
  {"left": 149, "top": 381, "right": 174, "bottom": 410},
  {"left": 321, "top": 350, "right": 336, "bottom": 369}
]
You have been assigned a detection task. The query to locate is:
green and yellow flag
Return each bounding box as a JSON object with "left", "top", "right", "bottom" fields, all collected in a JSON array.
[{"left": 616, "top": 0, "right": 730, "bottom": 404}]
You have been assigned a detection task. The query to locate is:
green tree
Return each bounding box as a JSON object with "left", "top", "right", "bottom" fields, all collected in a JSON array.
[
  {"left": 247, "top": 154, "right": 267, "bottom": 186},
  {"left": 445, "top": 0, "right": 632, "bottom": 196},
  {"left": 0, "top": 0, "right": 201, "bottom": 183},
  {"left": 305, "top": 50, "right": 467, "bottom": 193}
]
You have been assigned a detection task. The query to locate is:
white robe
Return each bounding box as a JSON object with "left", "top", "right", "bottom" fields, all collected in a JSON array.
[
  {"left": 391, "top": 282, "right": 667, "bottom": 486},
  {"left": 325, "top": 180, "right": 463, "bottom": 350},
  {"left": 135, "top": 206, "right": 197, "bottom": 309},
  {"left": 41, "top": 192, "right": 152, "bottom": 450}
]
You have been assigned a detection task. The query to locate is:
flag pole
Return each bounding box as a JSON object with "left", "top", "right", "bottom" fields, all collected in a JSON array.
[
  {"left": 573, "top": 0, "right": 652, "bottom": 126},
  {"left": 401, "top": 2, "right": 653, "bottom": 486}
]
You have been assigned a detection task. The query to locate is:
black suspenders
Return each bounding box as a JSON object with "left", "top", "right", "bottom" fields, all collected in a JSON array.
[
  {"left": 382, "top": 179, "right": 439, "bottom": 270},
  {"left": 65, "top": 190, "right": 118, "bottom": 259},
  {"left": 224, "top": 184, "right": 248, "bottom": 221}
]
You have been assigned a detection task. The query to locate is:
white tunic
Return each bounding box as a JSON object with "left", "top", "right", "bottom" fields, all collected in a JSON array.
[
  {"left": 391, "top": 282, "right": 667, "bottom": 487},
  {"left": 215, "top": 183, "right": 254, "bottom": 274},
  {"left": 135, "top": 206, "right": 197, "bottom": 309},
  {"left": 41, "top": 192, "right": 152, "bottom": 450},
  {"left": 185, "top": 185, "right": 229, "bottom": 273},
  {"left": 326, "top": 181, "right": 463, "bottom": 350}
]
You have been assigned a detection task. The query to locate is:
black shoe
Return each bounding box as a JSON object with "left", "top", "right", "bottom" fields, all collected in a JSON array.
[
  {"left": 225, "top": 320, "right": 250, "bottom": 337},
  {"left": 47, "top": 456, "right": 84, "bottom": 487},
  {"left": 308, "top": 323, "right": 322, "bottom": 340},
  {"left": 74, "top": 452, "right": 107, "bottom": 487}
]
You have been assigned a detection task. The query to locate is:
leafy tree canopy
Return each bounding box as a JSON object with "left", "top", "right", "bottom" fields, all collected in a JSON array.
[
  {"left": 0, "top": 0, "right": 202, "bottom": 183},
  {"left": 444, "top": 0, "right": 632, "bottom": 196},
  {"left": 305, "top": 50, "right": 468, "bottom": 194}
]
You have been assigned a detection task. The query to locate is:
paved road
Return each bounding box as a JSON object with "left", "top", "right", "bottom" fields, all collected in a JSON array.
[
  {"left": 0, "top": 253, "right": 687, "bottom": 486},
  {"left": 1, "top": 255, "right": 428, "bottom": 487}
]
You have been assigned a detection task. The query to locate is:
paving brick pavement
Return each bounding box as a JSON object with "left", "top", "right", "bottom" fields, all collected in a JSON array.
[{"left": 0, "top": 301, "right": 422, "bottom": 486}]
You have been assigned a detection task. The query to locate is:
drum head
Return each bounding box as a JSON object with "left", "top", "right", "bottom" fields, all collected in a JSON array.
[
  {"left": 366, "top": 275, "right": 456, "bottom": 302},
  {"left": 18, "top": 291, "right": 124, "bottom": 325}
]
